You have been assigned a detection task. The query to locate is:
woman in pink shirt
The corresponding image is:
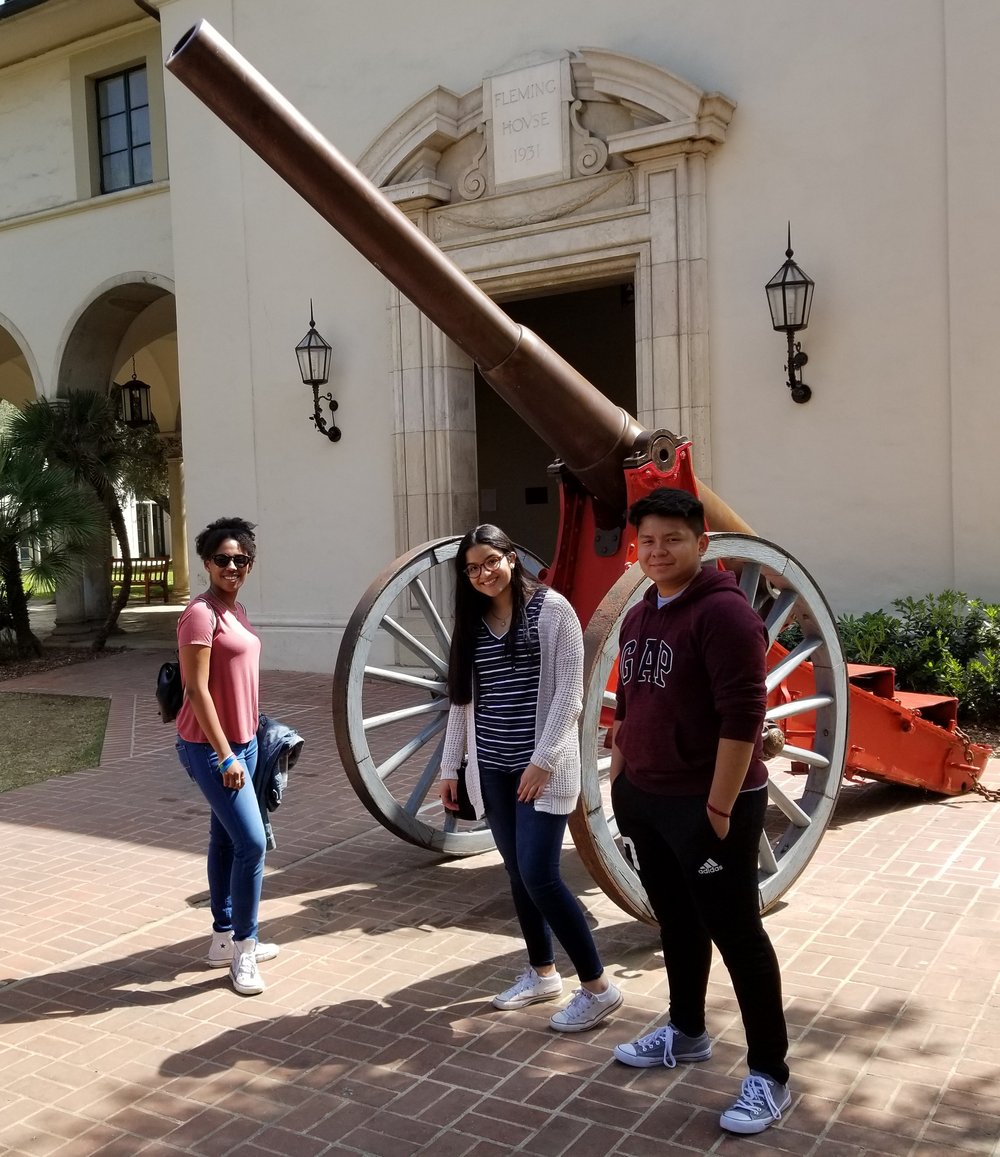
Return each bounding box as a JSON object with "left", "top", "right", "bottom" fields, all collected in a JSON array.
[{"left": 174, "top": 517, "right": 276, "bottom": 996}]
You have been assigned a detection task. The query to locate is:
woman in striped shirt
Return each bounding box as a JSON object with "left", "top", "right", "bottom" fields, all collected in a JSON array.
[{"left": 439, "top": 524, "right": 622, "bottom": 1032}]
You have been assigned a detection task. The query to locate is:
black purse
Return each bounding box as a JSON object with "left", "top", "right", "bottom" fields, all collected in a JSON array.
[
  {"left": 156, "top": 661, "right": 183, "bottom": 723},
  {"left": 157, "top": 603, "right": 218, "bottom": 724},
  {"left": 452, "top": 759, "right": 477, "bottom": 821}
]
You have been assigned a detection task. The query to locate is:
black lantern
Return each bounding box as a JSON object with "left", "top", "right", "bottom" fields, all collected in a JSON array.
[
  {"left": 765, "top": 226, "right": 815, "bottom": 403},
  {"left": 295, "top": 301, "right": 340, "bottom": 441},
  {"left": 117, "top": 356, "right": 154, "bottom": 428}
]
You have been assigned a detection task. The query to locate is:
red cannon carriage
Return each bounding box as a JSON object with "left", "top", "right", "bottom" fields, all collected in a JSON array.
[{"left": 166, "top": 22, "right": 992, "bottom": 918}]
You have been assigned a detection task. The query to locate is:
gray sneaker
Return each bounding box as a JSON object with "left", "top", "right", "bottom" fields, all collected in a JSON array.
[
  {"left": 492, "top": 967, "right": 563, "bottom": 1010},
  {"left": 549, "top": 983, "right": 623, "bottom": 1032},
  {"left": 613, "top": 1022, "right": 712, "bottom": 1068},
  {"left": 719, "top": 1072, "right": 791, "bottom": 1134}
]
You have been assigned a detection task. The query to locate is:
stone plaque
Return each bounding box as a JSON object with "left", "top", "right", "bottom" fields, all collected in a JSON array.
[{"left": 488, "top": 59, "right": 565, "bottom": 188}]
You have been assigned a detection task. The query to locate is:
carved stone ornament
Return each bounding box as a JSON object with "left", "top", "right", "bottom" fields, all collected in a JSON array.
[{"left": 358, "top": 48, "right": 735, "bottom": 208}]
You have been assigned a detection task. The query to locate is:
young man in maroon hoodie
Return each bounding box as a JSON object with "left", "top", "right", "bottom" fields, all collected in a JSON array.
[{"left": 609, "top": 486, "right": 791, "bottom": 1136}]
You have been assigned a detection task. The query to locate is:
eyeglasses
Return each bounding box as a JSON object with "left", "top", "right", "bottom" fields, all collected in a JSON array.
[
  {"left": 211, "top": 554, "right": 251, "bottom": 569},
  {"left": 463, "top": 552, "right": 510, "bottom": 579}
]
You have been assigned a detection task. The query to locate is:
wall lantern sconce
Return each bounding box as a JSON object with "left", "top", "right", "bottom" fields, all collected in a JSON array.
[
  {"left": 765, "top": 226, "right": 815, "bottom": 404},
  {"left": 295, "top": 301, "right": 340, "bottom": 441},
  {"left": 116, "top": 355, "right": 154, "bottom": 428}
]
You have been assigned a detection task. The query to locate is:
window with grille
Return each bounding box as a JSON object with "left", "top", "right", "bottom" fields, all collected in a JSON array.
[{"left": 95, "top": 66, "right": 152, "bottom": 194}]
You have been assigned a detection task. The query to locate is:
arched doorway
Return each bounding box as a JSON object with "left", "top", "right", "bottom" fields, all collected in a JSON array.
[
  {"left": 51, "top": 274, "right": 186, "bottom": 635},
  {"left": 358, "top": 48, "right": 734, "bottom": 559}
]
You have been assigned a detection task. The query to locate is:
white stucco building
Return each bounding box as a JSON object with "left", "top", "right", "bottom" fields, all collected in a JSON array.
[{"left": 1, "top": 0, "right": 998, "bottom": 671}]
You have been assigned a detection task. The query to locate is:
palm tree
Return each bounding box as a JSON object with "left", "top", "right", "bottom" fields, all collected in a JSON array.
[
  {"left": 6, "top": 390, "right": 138, "bottom": 651},
  {"left": 0, "top": 436, "right": 103, "bottom": 656}
]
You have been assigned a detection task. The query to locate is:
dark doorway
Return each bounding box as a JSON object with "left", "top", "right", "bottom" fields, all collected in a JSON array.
[{"left": 474, "top": 282, "right": 636, "bottom": 563}]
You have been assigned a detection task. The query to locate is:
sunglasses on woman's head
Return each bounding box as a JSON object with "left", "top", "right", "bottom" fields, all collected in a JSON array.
[{"left": 211, "top": 554, "right": 251, "bottom": 569}]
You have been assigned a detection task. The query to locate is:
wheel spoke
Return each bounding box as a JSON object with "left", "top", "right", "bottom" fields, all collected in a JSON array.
[
  {"left": 410, "top": 577, "right": 451, "bottom": 654},
  {"left": 381, "top": 615, "right": 449, "bottom": 677},
  {"left": 403, "top": 738, "right": 445, "bottom": 815},
  {"left": 765, "top": 695, "right": 833, "bottom": 722},
  {"left": 363, "top": 699, "right": 448, "bottom": 732},
  {"left": 766, "top": 778, "right": 811, "bottom": 826},
  {"left": 364, "top": 665, "right": 447, "bottom": 694},
  {"left": 758, "top": 835, "right": 779, "bottom": 876},
  {"left": 765, "top": 636, "right": 822, "bottom": 692},
  {"left": 764, "top": 589, "right": 798, "bottom": 645},
  {"left": 375, "top": 714, "right": 448, "bottom": 780},
  {"left": 780, "top": 744, "right": 830, "bottom": 769},
  {"left": 738, "top": 561, "right": 761, "bottom": 603}
]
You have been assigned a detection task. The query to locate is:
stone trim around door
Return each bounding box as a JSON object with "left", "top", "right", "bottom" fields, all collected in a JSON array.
[{"left": 359, "top": 48, "right": 734, "bottom": 558}]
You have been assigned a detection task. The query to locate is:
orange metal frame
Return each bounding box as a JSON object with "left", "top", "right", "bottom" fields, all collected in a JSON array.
[{"left": 541, "top": 438, "right": 991, "bottom": 797}]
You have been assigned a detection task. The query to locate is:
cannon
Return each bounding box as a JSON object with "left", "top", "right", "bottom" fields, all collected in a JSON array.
[{"left": 166, "top": 23, "right": 993, "bottom": 918}]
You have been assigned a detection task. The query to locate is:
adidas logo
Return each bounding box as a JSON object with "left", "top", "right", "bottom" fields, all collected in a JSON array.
[{"left": 697, "top": 858, "right": 723, "bottom": 875}]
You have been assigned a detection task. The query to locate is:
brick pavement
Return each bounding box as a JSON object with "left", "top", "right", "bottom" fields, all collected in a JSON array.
[{"left": 1, "top": 649, "right": 999, "bottom": 1156}]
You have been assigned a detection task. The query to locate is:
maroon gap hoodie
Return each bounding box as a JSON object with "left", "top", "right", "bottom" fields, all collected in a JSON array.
[{"left": 614, "top": 565, "right": 768, "bottom": 795}]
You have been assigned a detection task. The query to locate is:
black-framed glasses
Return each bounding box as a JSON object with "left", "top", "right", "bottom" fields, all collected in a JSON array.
[
  {"left": 211, "top": 553, "right": 251, "bottom": 569},
  {"left": 463, "top": 552, "right": 510, "bottom": 579}
]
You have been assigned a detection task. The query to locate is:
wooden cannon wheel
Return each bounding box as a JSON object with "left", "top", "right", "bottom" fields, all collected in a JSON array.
[
  {"left": 569, "top": 532, "right": 850, "bottom": 921},
  {"left": 332, "top": 536, "right": 544, "bottom": 854}
]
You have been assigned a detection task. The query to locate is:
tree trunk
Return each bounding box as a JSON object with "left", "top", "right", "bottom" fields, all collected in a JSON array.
[
  {"left": 0, "top": 544, "right": 43, "bottom": 657},
  {"left": 92, "top": 496, "right": 133, "bottom": 653}
]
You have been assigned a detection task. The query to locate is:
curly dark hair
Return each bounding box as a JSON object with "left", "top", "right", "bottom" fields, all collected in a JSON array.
[
  {"left": 194, "top": 516, "right": 257, "bottom": 562},
  {"left": 447, "top": 524, "right": 537, "bottom": 705}
]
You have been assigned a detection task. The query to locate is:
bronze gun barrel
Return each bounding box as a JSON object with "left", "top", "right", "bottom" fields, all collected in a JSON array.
[{"left": 165, "top": 20, "right": 642, "bottom": 516}]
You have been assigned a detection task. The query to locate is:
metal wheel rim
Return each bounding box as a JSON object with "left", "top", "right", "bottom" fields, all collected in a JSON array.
[
  {"left": 333, "top": 535, "right": 544, "bottom": 855},
  {"left": 573, "top": 532, "right": 849, "bottom": 920}
]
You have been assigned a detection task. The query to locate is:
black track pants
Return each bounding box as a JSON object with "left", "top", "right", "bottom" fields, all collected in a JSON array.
[{"left": 612, "top": 775, "right": 789, "bottom": 1085}]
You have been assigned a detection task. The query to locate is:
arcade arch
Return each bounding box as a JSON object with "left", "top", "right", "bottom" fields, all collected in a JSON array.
[
  {"left": 50, "top": 274, "right": 187, "bottom": 634},
  {"left": 0, "top": 314, "right": 41, "bottom": 409}
]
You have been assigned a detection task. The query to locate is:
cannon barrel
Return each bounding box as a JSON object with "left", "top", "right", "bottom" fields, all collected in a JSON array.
[{"left": 165, "top": 20, "right": 753, "bottom": 533}]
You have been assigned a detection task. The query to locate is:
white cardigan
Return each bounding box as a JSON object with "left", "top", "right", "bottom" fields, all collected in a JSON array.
[{"left": 440, "top": 587, "right": 584, "bottom": 817}]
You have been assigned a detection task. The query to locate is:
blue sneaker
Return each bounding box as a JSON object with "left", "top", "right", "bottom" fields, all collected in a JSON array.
[
  {"left": 613, "top": 1022, "right": 712, "bottom": 1068},
  {"left": 719, "top": 1072, "right": 791, "bottom": 1134}
]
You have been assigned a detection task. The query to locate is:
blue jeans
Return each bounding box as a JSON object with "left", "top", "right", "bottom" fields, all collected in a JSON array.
[
  {"left": 480, "top": 766, "right": 604, "bottom": 982},
  {"left": 175, "top": 736, "right": 264, "bottom": 942}
]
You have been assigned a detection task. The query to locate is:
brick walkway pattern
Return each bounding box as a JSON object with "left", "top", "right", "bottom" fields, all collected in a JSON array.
[{"left": 1, "top": 650, "right": 999, "bottom": 1156}]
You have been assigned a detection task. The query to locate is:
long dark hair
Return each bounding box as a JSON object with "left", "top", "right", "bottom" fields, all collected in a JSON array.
[{"left": 447, "top": 524, "right": 537, "bottom": 705}]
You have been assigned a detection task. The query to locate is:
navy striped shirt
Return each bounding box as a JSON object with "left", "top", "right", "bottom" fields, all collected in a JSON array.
[{"left": 474, "top": 588, "right": 545, "bottom": 772}]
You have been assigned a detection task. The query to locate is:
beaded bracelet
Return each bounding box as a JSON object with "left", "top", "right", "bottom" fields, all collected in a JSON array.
[
  {"left": 706, "top": 801, "right": 731, "bottom": 819},
  {"left": 219, "top": 754, "right": 238, "bottom": 774}
]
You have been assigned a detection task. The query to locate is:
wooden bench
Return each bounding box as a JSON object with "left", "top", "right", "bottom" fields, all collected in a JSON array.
[{"left": 109, "top": 556, "right": 171, "bottom": 604}]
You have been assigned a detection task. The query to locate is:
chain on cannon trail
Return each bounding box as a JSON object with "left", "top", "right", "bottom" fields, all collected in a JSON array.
[{"left": 955, "top": 727, "right": 1000, "bottom": 802}]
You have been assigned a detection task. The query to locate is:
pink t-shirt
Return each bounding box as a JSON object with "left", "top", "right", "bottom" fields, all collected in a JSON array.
[{"left": 175, "top": 593, "right": 261, "bottom": 745}]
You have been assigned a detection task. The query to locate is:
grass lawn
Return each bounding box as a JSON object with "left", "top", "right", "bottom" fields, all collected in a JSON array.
[
  {"left": 25, "top": 569, "right": 176, "bottom": 603},
  {"left": 0, "top": 692, "right": 110, "bottom": 792}
]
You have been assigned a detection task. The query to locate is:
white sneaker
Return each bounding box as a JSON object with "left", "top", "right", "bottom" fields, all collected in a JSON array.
[
  {"left": 230, "top": 938, "right": 266, "bottom": 995},
  {"left": 207, "top": 931, "right": 279, "bottom": 967},
  {"left": 549, "top": 983, "right": 623, "bottom": 1032},
  {"left": 492, "top": 967, "right": 563, "bottom": 1010}
]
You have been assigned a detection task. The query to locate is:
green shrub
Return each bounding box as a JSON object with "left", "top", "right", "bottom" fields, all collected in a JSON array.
[{"left": 833, "top": 592, "right": 1000, "bottom": 723}]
